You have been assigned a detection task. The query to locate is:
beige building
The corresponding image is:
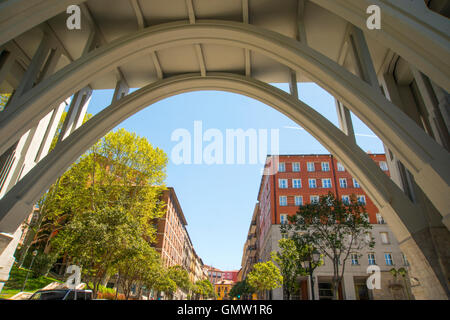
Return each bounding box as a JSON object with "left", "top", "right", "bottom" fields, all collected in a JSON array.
[{"left": 260, "top": 224, "right": 413, "bottom": 300}]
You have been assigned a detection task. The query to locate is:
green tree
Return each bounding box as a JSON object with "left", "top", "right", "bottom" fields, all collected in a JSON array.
[
  {"left": 166, "top": 265, "right": 191, "bottom": 299},
  {"left": 271, "top": 238, "right": 322, "bottom": 300},
  {"left": 51, "top": 207, "right": 143, "bottom": 298},
  {"left": 153, "top": 269, "right": 177, "bottom": 299},
  {"left": 0, "top": 93, "right": 11, "bottom": 111},
  {"left": 283, "top": 192, "right": 374, "bottom": 299},
  {"left": 229, "top": 279, "right": 255, "bottom": 300},
  {"left": 247, "top": 261, "right": 283, "bottom": 299},
  {"left": 193, "top": 278, "right": 215, "bottom": 300},
  {"left": 115, "top": 239, "right": 161, "bottom": 300}
]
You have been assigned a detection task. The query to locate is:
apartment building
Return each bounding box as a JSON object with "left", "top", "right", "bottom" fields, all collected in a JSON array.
[
  {"left": 154, "top": 187, "right": 206, "bottom": 299},
  {"left": 247, "top": 154, "right": 412, "bottom": 300}
]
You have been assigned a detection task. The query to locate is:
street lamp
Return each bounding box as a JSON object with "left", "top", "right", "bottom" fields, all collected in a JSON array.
[
  {"left": 303, "top": 250, "right": 320, "bottom": 300},
  {"left": 21, "top": 250, "right": 38, "bottom": 292}
]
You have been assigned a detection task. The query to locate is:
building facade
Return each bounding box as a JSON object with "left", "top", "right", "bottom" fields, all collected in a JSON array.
[
  {"left": 154, "top": 187, "right": 206, "bottom": 299},
  {"left": 215, "top": 279, "right": 234, "bottom": 300},
  {"left": 248, "top": 154, "right": 413, "bottom": 300}
]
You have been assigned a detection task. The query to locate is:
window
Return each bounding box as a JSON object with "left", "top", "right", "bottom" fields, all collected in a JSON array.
[
  {"left": 307, "top": 162, "right": 315, "bottom": 172},
  {"left": 309, "top": 179, "right": 317, "bottom": 188},
  {"left": 357, "top": 195, "right": 366, "bottom": 205},
  {"left": 337, "top": 162, "right": 345, "bottom": 171},
  {"left": 351, "top": 253, "right": 359, "bottom": 265},
  {"left": 280, "top": 214, "right": 288, "bottom": 225},
  {"left": 379, "top": 161, "right": 388, "bottom": 171},
  {"left": 292, "top": 162, "right": 300, "bottom": 172},
  {"left": 322, "top": 178, "right": 332, "bottom": 188},
  {"left": 368, "top": 253, "right": 376, "bottom": 265},
  {"left": 321, "top": 162, "right": 330, "bottom": 171},
  {"left": 384, "top": 253, "right": 394, "bottom": 266},
  {"left": 342, "top": 195, "right": 350, "bottom": 205},
  {"left": 310, "top": 196, "right": 319, "bottom": 204},
  {"left": 376, "top": 213, "right": 385, "bottom": 224},
  {"left": 353, "top": 178, "right": 360, "bottom": 188},
  {"left": 278, "top": 162, "right": 286, "bottom": 172},
  {"left": 295, "top": 196, "right": 303, "bottom": 206},
  {"left": 402, "top": 253, "right": 409, "bottom": 266},
  {"left": 279, "top": 196, "right": 287, "bottom": 206},
  {"left": 278, "top": 179, "right": 288, "bottom": 189},
  {"left": 292, "top": 179, "right": 301, "bottom": 188},
  {"left": 339, "top": 178, "right": 347, "bottom": 188},
  {"left": 380, "top": 232, "right": 390, "bottom": 244}
]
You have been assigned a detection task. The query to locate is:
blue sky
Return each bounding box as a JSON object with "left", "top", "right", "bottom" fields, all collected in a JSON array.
[{"left": 86, "top": 82, "right": 384, "bottom": 271}]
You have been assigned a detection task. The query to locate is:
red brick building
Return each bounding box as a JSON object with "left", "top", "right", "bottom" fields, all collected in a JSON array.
[{"left": 258, "top": 154, "right": 389, "bottom": 251}]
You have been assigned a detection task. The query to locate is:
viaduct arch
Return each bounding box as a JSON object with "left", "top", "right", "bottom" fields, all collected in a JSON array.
[{"left": 0, "top": 0, "right": 448, "bottom": 299}]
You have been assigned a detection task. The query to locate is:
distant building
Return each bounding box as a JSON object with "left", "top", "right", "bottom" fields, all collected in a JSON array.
[
  {"left": 215, "top": 279, "right": 234, "bottom": 300},
  {"left": 243, "top": 154, "right": 413, "bottom": 300},
  {"left": 153, "top": 187, "right": 206, "bottom": 299}
]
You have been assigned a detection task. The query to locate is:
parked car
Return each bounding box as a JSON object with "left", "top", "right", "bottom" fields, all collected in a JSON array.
[{"left": 29, "top": 289, "right": 93, "bottom": 300}]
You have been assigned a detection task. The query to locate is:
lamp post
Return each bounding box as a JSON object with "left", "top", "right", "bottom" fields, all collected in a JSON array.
[
  {"left": 21, "top": 250, "right": 38, "bottom": 292},
  {"left": 304, "top": 250, "right": 320, "bottom": 300}
]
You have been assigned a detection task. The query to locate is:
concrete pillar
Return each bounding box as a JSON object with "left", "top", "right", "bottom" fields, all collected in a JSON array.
[
  {"left": 0, "top": 228, "right": 22, "bottom": 293},
  {"left": 59, "top": 88, "right": 92, "bottom": 142},
  {"left": 430, "top": 82, "right": 450, "bottom": 131},
  {"left": 8, "top": 34, "right": 52, "bottom": 107},
  {"left": 112, "top": 78, "right": 129, "bottom": 103},
  {"left": 411, "top": 67, "right": 450, "bottom": 151},
  {"left": 335, "top": 99, "right": 356, "bottom": 143},
  {"left": 343, "top": 274, "right": 356, "bottom": 300}
]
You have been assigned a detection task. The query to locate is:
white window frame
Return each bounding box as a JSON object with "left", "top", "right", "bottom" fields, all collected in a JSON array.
[
  {"left": 322, "top": 178, "right": 332, "bottom": 188},
  {"left": 321, "top": 162, "right": 330, "bottom": 172},
  {"left": 342, "top": 195, "right": 350, "bottom": 204},
  {"left": 379, "top": 161, "right": 388, "bottom": 171},
  {"left": 292, "top": 179, "right": 301, "bottom": 189},
  {"left": 337, "top": 162, "right": 345, "bottom": 171},
  {"left": 292, "top": 162, "right": 300, "bottom": 172},
  {"left": 295, "top": 196, "right": 303, "bottom": 206},
  {"left": 357, "top": 195, "right": 366, "bottom": 205},
  {"left": 353, "top": 178, "right": 360, "bottom": 188},
  {"left": 309, "top": 178, "right": 317, "bottom": 189},
  {"left": 278, "top": 162, "right": 286, "bottom": 172},
  {"left": 280, "top": 214, "right": 288, "bottom": 225},
  {"left": 310, "top": 195, "right": 319, "bottom": 204},
  {"left": 278, "top": 179, "right": 288, "bottom": 189},
  {"left": 351, "top": 253, "right": 359, "bottom": 265},
  {"left": 279, "top": 196, "right": 287, "bottom": 206},
  {"left": 380, "top": 232, "right": 390, "bottom": 244},
  {"left": 339, "top": 178, "right": 347, "bottom": 188},
  {"left": 307, "top": 162, "right": 315, "bottom": 172},
  {"left": 376, "top": 213, "right": 385, "bottom": 224},
  {"left": 368, "top": 253, "right": 376, "bottom": 265},
  {"left": 384, "top": 253, "right": 394, "bottom": 266}
]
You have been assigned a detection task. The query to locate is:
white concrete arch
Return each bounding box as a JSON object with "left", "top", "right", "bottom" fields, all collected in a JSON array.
[
  {"left": 1, "top": 0, "right": 448, "bottom": 92},
  {"left": 0, "top": 73, "right": 447, "bottom": 298},
  {"left": 0, "top": 20, "right": 448, "bottom": 221}
]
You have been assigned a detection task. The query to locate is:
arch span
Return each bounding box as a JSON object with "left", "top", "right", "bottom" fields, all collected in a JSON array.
[
  {"left": 0, "top": 73, "right": 447, "bottom": 298},
  {"left": 1, "top": 0, "right": 448, "bottom": 92},
  {"left": 0, "top": 20, "right": 448, "bottom": 220}
]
